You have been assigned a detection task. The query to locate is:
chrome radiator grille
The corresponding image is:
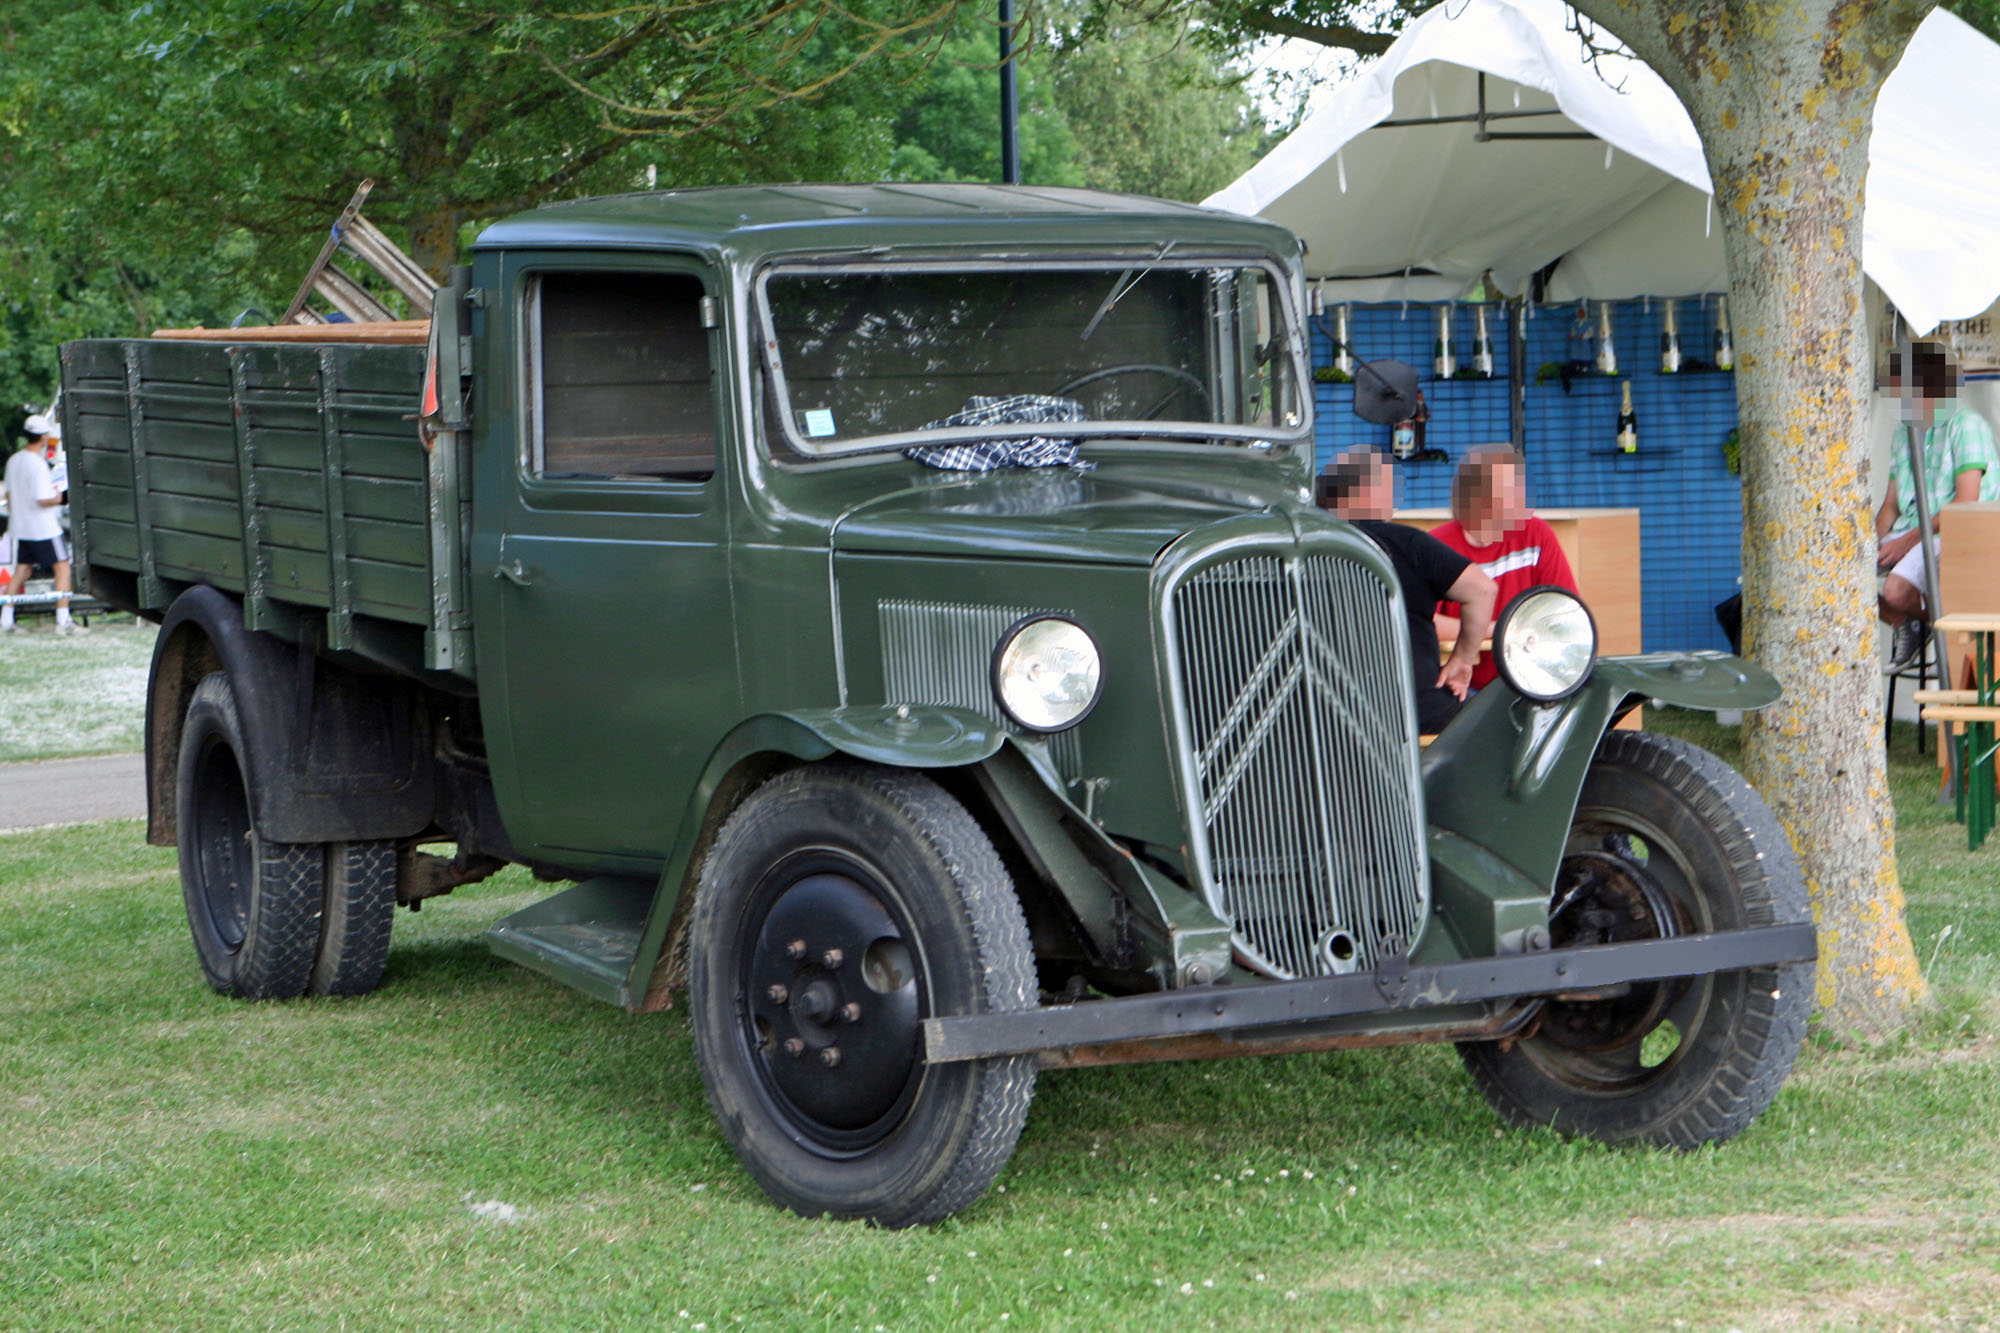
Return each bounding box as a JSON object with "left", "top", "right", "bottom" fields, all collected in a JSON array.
[
  {"left": 879, "top": 599, "right": 1083, "bottom": 778},
  {"left": 1171, "top": 553, "right": 1427, "bottom": 977}
]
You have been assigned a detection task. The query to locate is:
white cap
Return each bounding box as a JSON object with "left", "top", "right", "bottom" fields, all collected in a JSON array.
[{"left": 22, "top": 414, "right": 55, "bottom": 438}]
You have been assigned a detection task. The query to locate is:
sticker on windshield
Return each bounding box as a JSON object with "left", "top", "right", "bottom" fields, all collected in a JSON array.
[{"left": 802, "top": 409, "right": 836, "bottom": 437}]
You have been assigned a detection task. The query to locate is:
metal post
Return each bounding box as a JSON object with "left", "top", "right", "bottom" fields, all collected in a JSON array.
[
  {"left": 1896, "top": 325, "right": 1959, "bottom": 797},
  {"left": 1509, "top": 299, "right": 1527, "bottom": 453},
  {"left": 998, "top": 0, "right": 1020, "bottom": 184}
]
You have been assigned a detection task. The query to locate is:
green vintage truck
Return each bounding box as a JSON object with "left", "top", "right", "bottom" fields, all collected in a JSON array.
[{"left": 62, "top": 184, "right": 1814, "bottom": 1227}]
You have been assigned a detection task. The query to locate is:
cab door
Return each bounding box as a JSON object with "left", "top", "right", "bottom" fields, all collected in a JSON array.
[{"left": 474, "top": 254, "right": 738, "bottom": 866}]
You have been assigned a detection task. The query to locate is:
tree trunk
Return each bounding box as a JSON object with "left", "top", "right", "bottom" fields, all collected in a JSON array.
[{"left": 1582, "top": 0, "right": 1932, "bottom": 1037}]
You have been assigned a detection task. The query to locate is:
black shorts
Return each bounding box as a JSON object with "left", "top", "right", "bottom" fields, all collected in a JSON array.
[{"left": 13, "top": 535, "right": 68, "bottom": 567}]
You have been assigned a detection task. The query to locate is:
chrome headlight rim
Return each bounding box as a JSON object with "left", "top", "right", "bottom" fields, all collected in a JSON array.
[
  {"left": 989, "top": 614, "right": 1104, "bottom": 734},
  {"left": 1493, "top": 584, "right": 1598, "bottom": 703}
]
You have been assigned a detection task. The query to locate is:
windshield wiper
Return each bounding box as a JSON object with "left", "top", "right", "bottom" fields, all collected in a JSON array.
[{"left": 1080, "top": 241, "right": 1176, "bottom": 343}]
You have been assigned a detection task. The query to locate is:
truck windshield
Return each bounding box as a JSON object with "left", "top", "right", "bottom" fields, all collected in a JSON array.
[{"left": 757, "top": 257, "right": 1308, "bottom": 458}]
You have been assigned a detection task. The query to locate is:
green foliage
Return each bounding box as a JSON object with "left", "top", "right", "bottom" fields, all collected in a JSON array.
[{"left": 1949, "top": 0, "right": 2000, "bottom": 41}]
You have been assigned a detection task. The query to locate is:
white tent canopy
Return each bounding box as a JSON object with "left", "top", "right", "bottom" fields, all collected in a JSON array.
[{"left": 1205, "top": 0, "right": 2000, "bottom": 335}]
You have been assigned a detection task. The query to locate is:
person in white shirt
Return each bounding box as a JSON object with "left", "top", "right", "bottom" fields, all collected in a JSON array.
[{"left": 3, "top": 414, "right": 80, "bottom": 633}]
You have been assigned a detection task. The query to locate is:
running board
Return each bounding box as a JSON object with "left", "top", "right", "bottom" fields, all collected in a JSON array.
[
  {"left": 923, "top": 922, "right": 1818, "bottom": 1063},
  {"left": 485, "top": 875, "right": 653, "bottom": 1007}
]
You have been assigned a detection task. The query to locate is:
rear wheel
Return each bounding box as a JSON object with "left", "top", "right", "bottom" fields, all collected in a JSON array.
[
  {"left": 176, "top": 673, "right": 323, "bottom": 1000},
  {"left": 1459, "top": 730, "right": 1812, "bottom": 1147},
  {"left": 688, "top": 762, "right": 1036, "bottom": 1227},
  {"left": 311, "top": 840, "right": 396, "bottom": 996}
]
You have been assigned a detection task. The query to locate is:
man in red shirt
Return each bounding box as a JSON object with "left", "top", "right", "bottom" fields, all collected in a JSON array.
[{"left": 1430, "top": 447, "right": 1581, "bottom": 690}]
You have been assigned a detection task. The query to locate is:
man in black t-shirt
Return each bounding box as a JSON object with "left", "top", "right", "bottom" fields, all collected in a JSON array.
[{"left": 1316, "top": 450, "right": 1498, "bottom": 733}]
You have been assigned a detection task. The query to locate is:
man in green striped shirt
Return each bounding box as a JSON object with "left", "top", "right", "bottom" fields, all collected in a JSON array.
[{"left": 1877, "top": 341, "right": 1999, "bottom": 670}]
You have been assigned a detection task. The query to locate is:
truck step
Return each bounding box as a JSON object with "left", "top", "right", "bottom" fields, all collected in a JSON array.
[{"left": 485, "top": 874, "right": 655, "bottom": 1007}]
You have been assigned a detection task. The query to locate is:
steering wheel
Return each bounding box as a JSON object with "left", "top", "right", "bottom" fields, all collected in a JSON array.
[{"left": 1055, "top": 364, "right": 1213, "bottom": 420}]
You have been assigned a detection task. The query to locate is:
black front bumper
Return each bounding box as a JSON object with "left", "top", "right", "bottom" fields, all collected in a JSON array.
[{"left": 923, "top": 922, "right": 1818, "bottom": 1062}]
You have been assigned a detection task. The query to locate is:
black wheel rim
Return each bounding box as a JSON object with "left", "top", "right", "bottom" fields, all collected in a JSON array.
[
  {"left": 189, "top": 734, "right": 253, "bottom": 953},
  {"left": 1523, "top": 809, "right": 1719, "bottom": 1094},
  {"left": 733, "top": 849, "right": 926, "bottom": 1155}
]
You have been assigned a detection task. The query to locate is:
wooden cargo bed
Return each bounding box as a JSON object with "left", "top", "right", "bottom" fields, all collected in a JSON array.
[{"left": 61, "top": 336, "right": 450, "bottom": 669}]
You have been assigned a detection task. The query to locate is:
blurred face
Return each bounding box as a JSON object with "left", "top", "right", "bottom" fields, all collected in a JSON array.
[{"left": 1350, "top": 455, "right": 1393, "bottom": 520}]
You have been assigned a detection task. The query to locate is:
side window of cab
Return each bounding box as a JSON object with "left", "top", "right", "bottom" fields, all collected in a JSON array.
[{"left": 527, "top": 269, "right": 715, "bottom": 482}]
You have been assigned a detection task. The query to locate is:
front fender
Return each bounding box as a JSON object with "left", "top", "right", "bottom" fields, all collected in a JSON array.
[{"left": 1423, "top": 652, "right": 1780, "bottom": 899}]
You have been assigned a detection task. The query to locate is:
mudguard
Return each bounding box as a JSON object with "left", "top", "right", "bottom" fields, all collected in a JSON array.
[
  {"left": 624, "top": 705, "right": 1227, "bottom": 1009},
  {"left": 1422, "top": 651, "right": 1781, "bottom": 904},
  {"left": 146, "top": 585, "right": 432, "bottom": 846}
]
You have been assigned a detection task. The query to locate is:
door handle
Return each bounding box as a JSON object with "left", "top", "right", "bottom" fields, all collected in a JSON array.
[{"left": 494, "top": 558, "right": 532, "bottom": 587}]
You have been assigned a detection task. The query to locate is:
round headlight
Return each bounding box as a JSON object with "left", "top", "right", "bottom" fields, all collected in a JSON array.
[
  {"left": 1494, "top": 586, "right": 1597, "bottom": 702},
  {"left": 992, "top": 616, "right": 1103, "bottom": 733}
]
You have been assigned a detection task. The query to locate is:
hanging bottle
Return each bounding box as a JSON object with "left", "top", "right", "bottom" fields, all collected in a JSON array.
[
  {"left": 1617, "top": 380, "right": 1638, "bottom": 453},
  {"left": 1434, "top": 305, "right": 1455, "bottom": 379},
  {"left": 1714, "top": 296, "right": 1734, "bottom": 371},
  {"left": 1472, "top": 305, "right": 1495, "bottom": 378},
  {"left": 1333, "top": 304, "right": 1354, "bottom": 377},
  {"left": 1661, "top": 299, "right": 1682, "bottom": 373},
  {"left": 1595, "top": 301, "right": 1618, "bottom": 376}
]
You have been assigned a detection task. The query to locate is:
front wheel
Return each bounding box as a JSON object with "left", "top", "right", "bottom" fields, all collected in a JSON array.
[
  {"left": 688, "top": 762, "right": 1037, "bottom": 1228},
  {"left": 1459, "top": 730, "right": 1812, "bottom": 1147}
]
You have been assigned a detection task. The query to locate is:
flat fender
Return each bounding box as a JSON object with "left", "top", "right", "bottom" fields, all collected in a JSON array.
[
  {"left": 623, "top": 705, "right": 1011, "bottom": 1010},
  {"left": 146, "top": 585, "right": 432, "bottom": 846},
  {"left": 1422, "top": 652, "right": 1781, "bottom": 897}
]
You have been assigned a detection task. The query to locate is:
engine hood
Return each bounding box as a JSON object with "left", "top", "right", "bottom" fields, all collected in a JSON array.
[{"left": 829, "top": 461, "right": 1307, "bottom": 566}]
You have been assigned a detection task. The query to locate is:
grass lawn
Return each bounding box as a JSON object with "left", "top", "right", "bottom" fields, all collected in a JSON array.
[
  {"left": 2, "top": 713, "right": 1996, "bottom": 1330},
  {"left": 0, "top": 614, "right": 155, "bottom": 761}
]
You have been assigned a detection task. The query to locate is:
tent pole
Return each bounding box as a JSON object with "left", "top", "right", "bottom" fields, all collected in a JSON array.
[
  {"left": 1895, "top": 320, "right": 1958, "bottom": 797},
  {"left": 1509, "top": 299, "right": 1527, "bottom": 453}
]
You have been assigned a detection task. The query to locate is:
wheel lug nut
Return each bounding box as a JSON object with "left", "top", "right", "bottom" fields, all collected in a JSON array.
[
  {"left": 821, "top": 948, "right": 844, "bottom": 968},
  {"left": 786, "top": 939, "right": 807, "bottom": 959},
  {"left": 783, "top": 1037, "right": 805, "bottom": 1058},
  {"left": 841, "top": 1002, "right": 862, "bottom": 1023},
  {"left": 820, "top": 1046, "right": 842, "bottom": 1068},
  {"left": 767, "top": 983, "right": 789, "bottom": 1004}
]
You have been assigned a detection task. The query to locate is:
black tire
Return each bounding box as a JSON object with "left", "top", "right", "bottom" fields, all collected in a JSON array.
[
  {"left": 176, "top": 673, "right": 324, "bottom": 1000},
  {"left": 1459, "top": 730, "right": 1812, "bottom": 1147},
  {"left": 310, "top": 841, "right": 397, "bottom": 996},
  {"left": 688, "top": 761, "right": 1037, "bottom": 1228}
]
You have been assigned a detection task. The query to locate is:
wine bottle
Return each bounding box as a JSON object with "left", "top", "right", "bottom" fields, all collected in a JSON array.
[
  {"left": 1661, "top": 300, "right": 1682, "bottom": 373},
  {"left": 1434, "top": 305, "right": 1455, "bottom": 379},
  {"left": 1714, "top": 296, "right": 1734, "bottom": 371},
  {"left": 1472, "top": 305, "right": 1495, "bottom": 378},
  {"left": 1617, "top": 381, "right": 1638, "bottom": 453},
  {"left": 1595, "top": 301, "right": 1618, "bottom": 376}
]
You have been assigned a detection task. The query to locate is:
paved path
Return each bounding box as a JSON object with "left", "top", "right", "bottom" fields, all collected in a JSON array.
[{"left": 0, "top": 753, "right": 147, "bottom": 830}]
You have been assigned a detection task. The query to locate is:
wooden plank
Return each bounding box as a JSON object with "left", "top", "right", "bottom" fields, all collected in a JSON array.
[
  {"left": 146, "top": 455, "right": 240, "bottom": 503},
  {"left": 82, "top": 481, "right": 136, "bottom": 523},
  {"left": 265, "top": 547, "right": 333, "bottom": 601},
  {"left": 133, "top": 339, "right": 234, "bottom": 388},
  {"left": 340, "top": 433, "right": 426, "bottom": 482},
  {"left": 150, "top": 492, "right": 246, "bottom": 542},
  {"left": 89, "top": 520, "right": 140, "bottom": 565},
  {"left": 346, "top": 516, "right": 428, "bottom": 568},
  {"left": 256, "top": 467, "right": 326, "bottom": 513},
  {"left": 245, "top": 426, "right": 325, "bottom": 472},
  {"left": 349, "top": 558, "right": 430, "bottom": 622},
  {"left": 151, "top": 320, "right": 429, "bottom": 345},
  {"left": 260, "top": 506, "right": 330, "bottom": 554},
  {"left": 153, "top": 527, "right": 246, "bottom": 585},
  {"left": 132, "top": 417, "right": 239, "bottom": 463},
  {"left": 342, "top": 475, "right": 426, "bottom": 525}
]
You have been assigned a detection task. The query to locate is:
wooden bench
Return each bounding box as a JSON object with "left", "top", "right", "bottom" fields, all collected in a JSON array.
[{"left": 1918, "top": 699, "right": 2000, "bottom": 848}]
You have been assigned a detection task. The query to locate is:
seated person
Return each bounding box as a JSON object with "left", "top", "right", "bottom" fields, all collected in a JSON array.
[
  {"left": 1878, "top": 340, "right": 1999, "bottom": 669},
  {"left": 1316, "top": 449, "right": 1497, "bottom": 733},
  {"left": 1429, "top": 446, "right": 1581, "bottom": 689}
]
